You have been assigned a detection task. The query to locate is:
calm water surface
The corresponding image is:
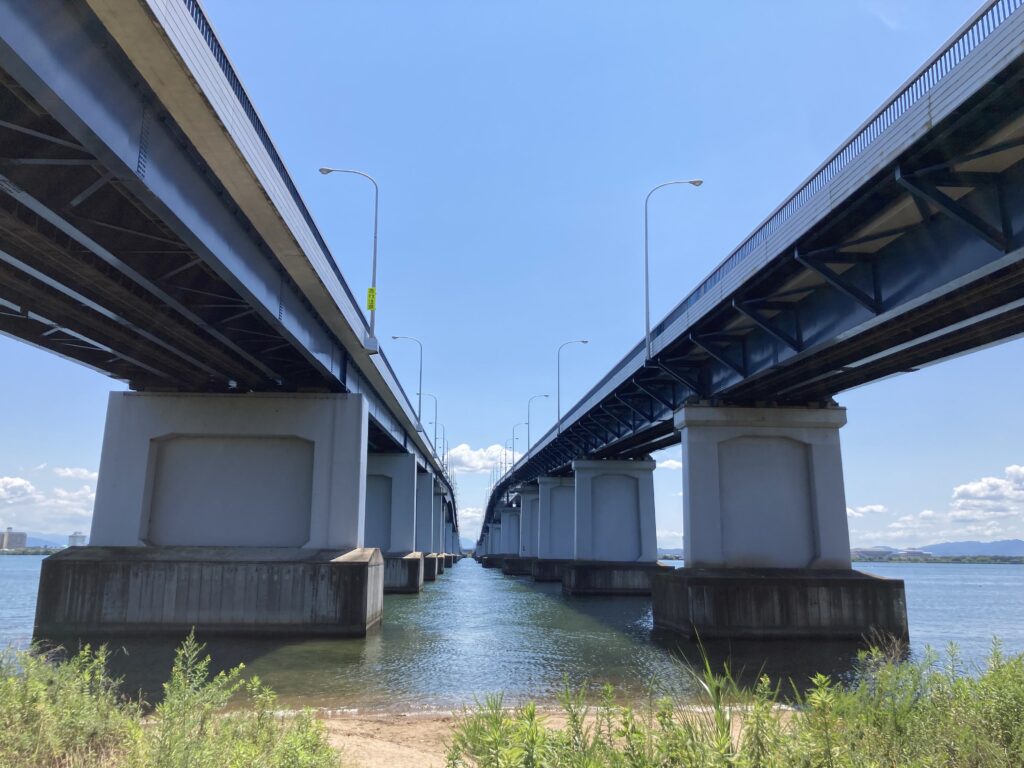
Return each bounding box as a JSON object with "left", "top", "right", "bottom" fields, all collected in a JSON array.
[{"left": 2, "top": 556, "right": 1023, "bottom": 711}]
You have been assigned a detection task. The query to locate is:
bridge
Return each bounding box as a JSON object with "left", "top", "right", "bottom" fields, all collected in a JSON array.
[
  {"left": 0, "top": 0, "right": 461, "bottom": 638},
  {"left": 479, "top": 0, "right": 1024, "bottom": 639}
]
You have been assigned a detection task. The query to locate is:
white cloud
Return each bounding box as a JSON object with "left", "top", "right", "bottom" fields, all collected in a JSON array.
[
  {"left": 0, "top": 474, "right": 95, "bottom": 535},
  {"left": 657, "top": 459, "right": 683, "bottom": 470},
  {"left": 53, "top": 467, "right": 99, "bottom": 482},
  {"left": 0, "top": 476, "right": 41, "bottom": 505},
  {"left": 948, "top": 465, "right": 1024, "bottom": 522},
  {"left": 447, "top": 443, "right": 520, "bottom": 474},
  {"left": 458, "top": 506, "right": 484, "bottom": 529},
  {"left": 846, "top": 503, "right": 887, "bottom": 518}
]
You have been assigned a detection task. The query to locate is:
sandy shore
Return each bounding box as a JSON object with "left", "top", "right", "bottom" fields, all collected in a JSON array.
[{"left": 322, "top": 711, "right": 459, "bottom": 767}]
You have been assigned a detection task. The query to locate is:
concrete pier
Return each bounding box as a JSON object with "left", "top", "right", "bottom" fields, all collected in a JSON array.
[
  {"left": 366, "top": 453, "right": 423, "bottom": 594},
  {"left": 444, "top": 554, "right": 454, "bottom": 568},
  {"left": 652, "top": 405, "right": 908, "bottom": 639},
  {"left": 382, "top": 552, "right": 425, "bottom": 594},
  {"left": 35, "top": 546, "right": 383, "bottom": 638},
  {"left": 501, "top": 557, "right": 534, "bottom": 576},
  {"left": 423, "top": 553, "right": 440, "bottom": 581},
  {"left": 561, "top": 561, "right": 667, "bottom": 596},
  {"left": 651, "top": 568, "right": 909, "bottom": 640},
  {"left": 531, "top": 558, "right": 567, "bottom": 582},
  {"left": 46, "top": 391, "right": 385, "bottom": 638}
]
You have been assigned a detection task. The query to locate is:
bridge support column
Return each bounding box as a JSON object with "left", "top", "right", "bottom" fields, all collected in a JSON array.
[
  {"left": 433, "top": 491, "right": 446, "bottom": 574},
  {"left": 532, "top": 476, "right": 575, "bottom": 581},
  {"left": 561, "top": 459, "right": 663, "bottom": 595},
  {"left": 35, "top": 392, "right": 383, "bottom": 640},
  {"left": 483, "top": 523, "right": 502, "bottom": 568},
  {"left": 509, "top": 486, "right": 538, "bottom": 574},
  {"left": 497, "top": 507, "right": 528, "bottom": 575},
  {"left": 415, "top": 471, "right": 439, "bottom": 581},
  {"left": 366, "top": 453, "right": 423, "bottom": 594},
  {"left": 652, "top": 404, "right": 908, "bottom": 640}
]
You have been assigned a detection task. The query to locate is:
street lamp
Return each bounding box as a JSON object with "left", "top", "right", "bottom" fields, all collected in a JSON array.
[
  {"left": 557, "top": 339, "right": 588, "bottom": 434},
  {"left": 511, "top": 422, "right": 527, "bottom": 470},
  {"left": 420, "top": 392, "right": 438, "bottom": 452},
  {"left": 527, "top": 394, "right": 549, "bottom": 460},
  {"left": 644, "top": 179, "right": 702, "bottom": 359},
  {"left": 392, "top": 335, "right": 423, "bottom": 421},
  {"left": 319, "top": 166, "right": 381, "bottom": 354}
]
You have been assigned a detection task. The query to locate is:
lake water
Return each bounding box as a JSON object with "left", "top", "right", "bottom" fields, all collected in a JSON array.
[{"left": 2, "top": 555, "right": 1023, "bottom": 711}]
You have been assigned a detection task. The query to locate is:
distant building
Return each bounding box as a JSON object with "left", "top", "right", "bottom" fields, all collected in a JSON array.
[
  {"left": 1, "top": 527, "right": 27, "bottom": 549},
  {"left": 68, "top": 532, "right": 87, "bottom": 547}
]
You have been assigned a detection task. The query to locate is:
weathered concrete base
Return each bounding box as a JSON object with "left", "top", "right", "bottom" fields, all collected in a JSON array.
[
  {"left": 444, "top": 554, "right": 454, "bottom": 568},
  {"left": 436, "top": 553, "right": 446, "bottom": 575},
  {"left": 423, "top": 554, "right": 440, "bottom": 581},
  {"left": 651, "top": 568, "right": 909, "bottom": 640},
  {"left": 34, "top": 546, "right": 384, "bottom": 639},
  {"left": 480, "top": 556, "right": 503, "bottom": 569},
  {"left": 501, "top": 557, "right": 534, "bottom": 576},
  {"left": 383, "top": 552, "right": 424, "bottom": 594},
  {"left": 531, "top": 559, "right": 568, "bottom": 582},
  {"left": 561, "top": 561, "right": 667, "bottom": 596}
]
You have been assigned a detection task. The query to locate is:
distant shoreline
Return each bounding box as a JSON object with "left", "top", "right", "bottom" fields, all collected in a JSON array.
[{"left": 0, "top": 548, "right": 58, "bottom": 556}]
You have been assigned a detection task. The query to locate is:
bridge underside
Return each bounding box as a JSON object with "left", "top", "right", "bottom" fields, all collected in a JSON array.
[
  {"left": 0, "top": 63, "right": 336, "bottom": 393},
  {"left": 512, "top": 52, "right": 1024, "bottom": 482}
]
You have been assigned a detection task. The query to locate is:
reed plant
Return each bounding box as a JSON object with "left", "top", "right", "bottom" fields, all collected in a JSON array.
[
  {"left": 0, "top": 633, "right": 340, "bottom": 768},
  {"left": 446, "top": 642, "right": 1024, "bottom": 767}
]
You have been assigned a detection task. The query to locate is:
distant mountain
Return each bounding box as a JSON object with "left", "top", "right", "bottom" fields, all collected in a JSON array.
[{"left": 920, "top": 539, "right": 1024, "bottom": 557}]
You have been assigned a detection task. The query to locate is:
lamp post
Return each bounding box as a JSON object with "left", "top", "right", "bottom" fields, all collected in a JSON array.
[
  {"left": 392, "top": 335, "right": 423, "bottom": 421},
  {"left": 557, "top": 339, "right": 588, "bottom": 434},
  {"left": 511, "top": 422, "right": 526, "bottom": 470},
  {"left": 644, "top": 179, "right": 702, "bottom": 359},
  {"left": 318, "top": 166, "right": 380, "bottom": 354},
  {"left": 420, "top": 392, "right": 438, "bottom": 453},
  {"left": 527, "top": 394, "right": 549, "bottom": 460}
]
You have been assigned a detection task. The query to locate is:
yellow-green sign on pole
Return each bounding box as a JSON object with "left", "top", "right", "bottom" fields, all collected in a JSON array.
[{"left": 366, "top": 287, "right": 377, "bottom": 311}]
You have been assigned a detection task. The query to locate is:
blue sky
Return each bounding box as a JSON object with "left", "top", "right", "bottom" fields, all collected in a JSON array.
[{"left": 1, "top": 0, "right": 1021, "bottom": 550}]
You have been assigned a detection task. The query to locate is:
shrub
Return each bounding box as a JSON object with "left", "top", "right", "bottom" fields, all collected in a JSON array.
[
  {"left": 0, "top": 633, "right": 341, "bottom": 768},
  {"left": 447, "top": 643, "right": 1024, "bottom": 767}
]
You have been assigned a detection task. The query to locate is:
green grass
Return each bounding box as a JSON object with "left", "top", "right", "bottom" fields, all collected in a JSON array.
[
  {"left": 446, "top": 643, "right": 1024, "bottom": 767},
  {"left": 0, "top": 633, "right": 341, "bottom": 768}
]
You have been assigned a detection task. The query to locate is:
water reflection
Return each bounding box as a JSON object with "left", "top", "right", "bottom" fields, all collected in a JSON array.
[
  {"left": 41, "top": 560, "right": 868, "bottom": 711},
  {"left": 21, "top": 558, "right": 1023, "bottom": 712}
]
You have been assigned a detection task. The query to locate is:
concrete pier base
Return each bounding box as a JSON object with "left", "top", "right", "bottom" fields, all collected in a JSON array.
[
  {"left": 423, "top": 554, "right": 440, "bottom": 581},
  {"left": 651, "top": 568, "right": 909, "bottom": 640},
  {"left": 34, "top": 546, "right": 383, "bottom": 639},
  {"left": 436, "top": 553, "right": 446, "bottom": 575},
  {"left": 383, "top": 553, "right": 424, "bottom": 594},
  {"left": 480, "top": 556, "right": 502, "bottom": 569},
  {"left": 531, "top": 559, "right": 568, "bottom": 582},
  {"left": 444, "top": 554, "right": 454, "bottom": 568},
  {"left": 561, "top": 561, "right": 667, "bottom": 596},
  {"left": 501, "top": 557, "right": 534, "bottom": 576}
]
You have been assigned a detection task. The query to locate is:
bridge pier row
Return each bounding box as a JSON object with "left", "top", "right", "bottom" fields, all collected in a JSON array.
[
  {"left": 366, "top": 453, "right": 424, "bottom": 594},
  {"left": 652, "top": 405, "right": 908, "bottom": 641},
  {"left": 486, "top": 523, "right": 502, "bottom": 567},
  {"left": 35, "top": 392, "right": 383, "bottom": 640},
  {"left": 561, "top": 460, "right": 664, "bottom": 595},
  {"left": 415, "top": 471, "right": 440, "bottom": 581},
  {"left": 532, "top": 477, "right": 575, "bottom": 581},
  {"left": 433, "top": 490, "right": 446, "bottom": 575},
  {"left": 495, "top": 506, "right": 530, "bottom": 575}
]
